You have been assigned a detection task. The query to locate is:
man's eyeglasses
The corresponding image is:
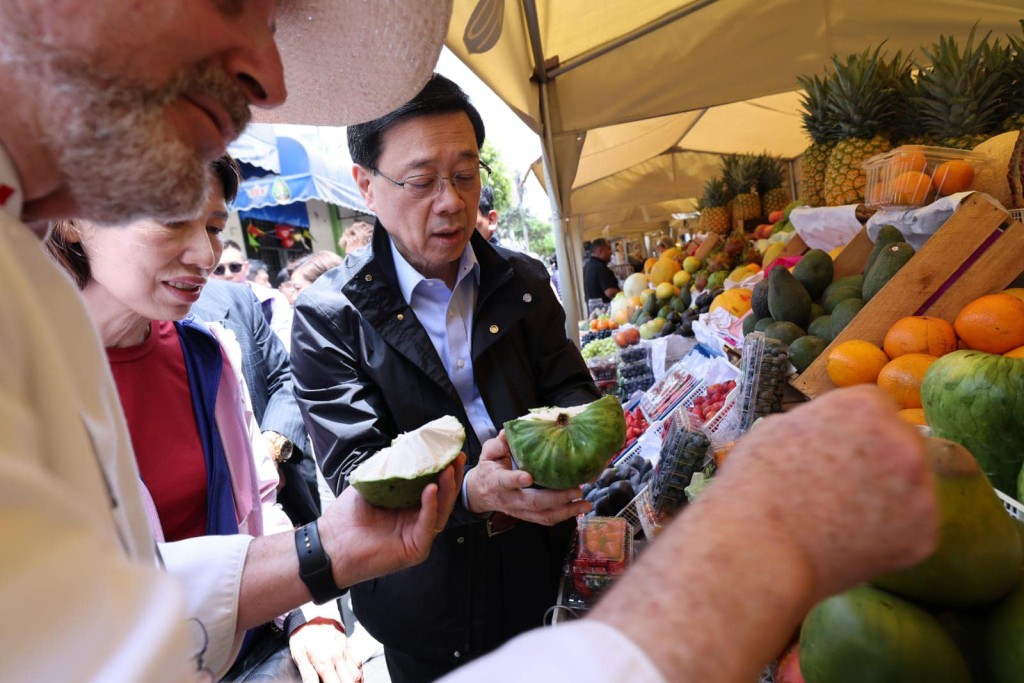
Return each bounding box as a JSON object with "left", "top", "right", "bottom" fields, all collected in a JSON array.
[
  {"left": 371, "top": 162, "right": 491, "bottom": 200},
  {"left": 214, "top": 262, "right": 245, "bottom": 276}
]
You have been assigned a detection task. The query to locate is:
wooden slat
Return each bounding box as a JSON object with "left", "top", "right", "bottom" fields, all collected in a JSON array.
[
  {"left": 832, "top": 227, "right": 873, "bottom": 280},
  {"left": 779, "top": 232, "right": 808, "bottom": 258},
  {"left": 792, "top": 194, "right": 1018, "bottom": 398}
]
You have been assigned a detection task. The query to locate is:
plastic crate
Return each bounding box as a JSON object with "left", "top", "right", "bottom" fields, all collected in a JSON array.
[
  {"left": 998, "top": 490, "right": 1024, "bottom": 521},
  {"left": 862, "top": 145, "right": 996, "bottom": 210},
  {"left": 737, "top": 333, "right": 789, "bottom": 432},
  {"left": 639, "top": 365, "right": 702, "bottom": 422}
]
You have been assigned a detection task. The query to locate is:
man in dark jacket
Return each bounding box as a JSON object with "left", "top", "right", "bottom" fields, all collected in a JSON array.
[
  {"left": 291, "top": 74, "right": 598, "bottom": 683},
  {"left": 191, "top": 279, "right": 320, "bottom": 525}
]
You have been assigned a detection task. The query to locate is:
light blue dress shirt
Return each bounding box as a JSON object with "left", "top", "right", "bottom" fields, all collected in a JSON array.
[{"left": 389, "top": 237, "right": 498, "bottom": 449}]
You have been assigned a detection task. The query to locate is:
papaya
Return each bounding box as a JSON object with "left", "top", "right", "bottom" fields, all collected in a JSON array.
[
  {"left": 862, "top": 241, "right": 915, "bottom": 301},
  {"left": 767, "top": 267, "right": 812, "bottom": 328},
  {"left": 922, "top": 351, "right": 1024, "bottom": 496},
  {"left": 799, "top": 585, "right": 972, "bottom": 683},
  {"left": 873, "top": 438, "right": 1023, "bottom": 607},
  {"left": 792, "top": 249, "right": 834, "bottom": 300},
  {"left": 829, "top": 298, "right": 864, "bottom": 339},
  {"left": 865, "top": 224, "right": 906, "bottom": 274}
]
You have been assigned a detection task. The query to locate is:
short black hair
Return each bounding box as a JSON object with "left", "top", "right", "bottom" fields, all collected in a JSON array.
[
  {"left": 222, "top": 239, "right": 243, "bottom": 253},
  {"left": 211, "top": 155, "right": 241, "bottom": 204},
  {"left": 347, "top": 73, "right": 486, "bottom": 169},
  {"left": 478, "top": 185, "right": 494, "bottom": 214},
  {"left": 591, "top": 238, "right": 610, "bottom": 249}
]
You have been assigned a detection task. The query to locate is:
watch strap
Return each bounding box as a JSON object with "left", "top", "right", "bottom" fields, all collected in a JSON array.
[{"left": 294, "top": 521, "right": 344, "bottom": 605}]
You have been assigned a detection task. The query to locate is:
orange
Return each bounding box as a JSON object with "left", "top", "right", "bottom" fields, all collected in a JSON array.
[
  {"left": 643, "top": 257, "right": 658, "bottom": 274},
  {"left": 892, "top": 171, "right": 933, "bottom": 205},
  {"left": 954, "top": 293, "right": 1024, "bottom": 354},
  {"left": 897, "top": 408, "right": 927, "bottom": 426},
  {"left": 1004, "top": 345, "right": 1024, "bottom": 359},
  {"left": 825, "top": 340, "right": 890, "bottom": 388},
  {"left": 931, "top": 160, "right": 975, "bottom": 195},
  {"left": 889, "top": 150, "right": 928, "bottom": 175},
  {"left": 882, "top": 316, "right": 958, "bottom": 359},
  {"left": 876, "top": 353, "right": 938, "bottom": 409},
  {"left": 1002, "top": 287, "right": 1024, "bottom": 303}
]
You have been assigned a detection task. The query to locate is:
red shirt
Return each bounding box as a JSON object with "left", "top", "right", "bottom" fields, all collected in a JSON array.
[{"left": 107, "top": 320, "right": 208, "bottom": 541}]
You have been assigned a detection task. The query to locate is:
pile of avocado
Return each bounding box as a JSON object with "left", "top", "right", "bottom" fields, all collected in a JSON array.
[{"left": 742, "top": 225, "right": 915, "bottom": 372}]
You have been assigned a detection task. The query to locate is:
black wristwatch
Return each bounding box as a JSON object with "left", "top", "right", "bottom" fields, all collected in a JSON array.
[{"left": 294, "top": 521, "right": 344, "bottom": 604}]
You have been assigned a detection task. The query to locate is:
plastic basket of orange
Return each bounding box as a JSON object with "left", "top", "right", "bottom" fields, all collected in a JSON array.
[{"left": 862, "top": 145, "right": 996, "bottom": 210}]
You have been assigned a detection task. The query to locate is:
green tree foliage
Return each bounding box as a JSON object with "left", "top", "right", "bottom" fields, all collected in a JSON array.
[
  {"left": 479, "top": 140, "right": 556, "bottom": 259},
  {"left": 480, "top": 140, "right": 512, "bottom": 214}
]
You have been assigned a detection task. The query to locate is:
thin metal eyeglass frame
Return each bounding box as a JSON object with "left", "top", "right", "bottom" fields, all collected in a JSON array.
[{"left": 370, "top": 161, "right": 492, "bottom": 198}]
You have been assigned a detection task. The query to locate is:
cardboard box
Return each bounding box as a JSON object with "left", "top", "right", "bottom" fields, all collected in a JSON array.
[{"left": 791, "top": 194, "right": 1024, "bottom": 398}]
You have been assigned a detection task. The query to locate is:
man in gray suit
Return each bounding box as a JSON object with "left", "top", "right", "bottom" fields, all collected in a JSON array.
[{"left": 192, "top": 279, "right": 320, "bottom": 525}]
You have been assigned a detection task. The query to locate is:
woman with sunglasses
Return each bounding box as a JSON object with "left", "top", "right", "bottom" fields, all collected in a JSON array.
[{"left": 46, "top": 156, "right": 361, "bottom": 683}]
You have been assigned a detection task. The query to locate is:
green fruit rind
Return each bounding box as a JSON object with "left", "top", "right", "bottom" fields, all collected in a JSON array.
[
  {"left": 921, "top": 351, "right": 1024, "bottom": 497},
  {"left": 767, "top": 267, "right": 812, "bottom": 328},
  {"left": 862, "top": 241, "right": 915, "bottom": 301},
  {"left": 505, "top": 395, "right": 627, "bottom": 489},
  {"left": 873, "top": 438, "right": 1023, "bottom": 607},
  {"left": 983, "top": 571, "right": 1024, "bottom": 683},
  {"left": 793, "top": 249, "right": 834, "bottom": 301},
  {"left": 800, "top": 585, "right": 972, "bottom": 683},
  {"left": 350, "top": 416, "right": 466, "bottom": 508}
]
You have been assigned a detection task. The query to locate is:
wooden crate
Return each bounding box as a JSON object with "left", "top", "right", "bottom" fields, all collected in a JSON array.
[
  {"left": 694, "top": 233, "right": 722, "bottom": 262},
  {"left": 831, "top": 227, "right": 873, "bottom": 280},
  {"left": 792, "top": 194, "right": 1024, "bottom": 398}
]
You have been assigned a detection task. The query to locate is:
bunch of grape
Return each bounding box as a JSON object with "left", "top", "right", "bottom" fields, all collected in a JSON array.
[{"left": 581, "top": 336, "right": 617, "bottom": 361}]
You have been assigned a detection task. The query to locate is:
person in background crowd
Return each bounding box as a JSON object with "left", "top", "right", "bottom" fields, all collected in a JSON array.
[
  {"left": 475, "top": 185, "right": 500, "bottom": 245},
  {"left": 656, "top": 235, "right": 676, "bottom": 255},
  {"left": 291, "top": 73, "right": 597, "bottom": 683},
  {"left": 248, "top": 258, "right": 272, "bottom": 287},
  {"left": 213, "top": 240, "right": 293, "bottom": 346},
  {"left": 339, "top": 220, "right": 375, "bottom": 255},
  {"left": 290, "top": 250, "right": 344, "bottom": 298},
  {"left": 548, "top": 255, "right": 562, "bottom": 301},
  {"left": 46, "top": 156, "right": 359, "bottom": 682},
  {"left": 1, "top": 0, "right": 461, "bottom": 679},
  {"left": 628, "top": 246, "right": 645, "bottom": 273},
  {"left": 439, "top": 386, "right": 938, "bottom": 683},
  {"left": 583, "top": 237, "right": 620, "bottom": 304}
]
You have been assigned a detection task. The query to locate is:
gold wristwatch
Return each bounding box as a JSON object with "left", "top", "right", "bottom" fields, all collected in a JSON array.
[{"left": 264, "top": 431, "right": 294, "bottom": 464}]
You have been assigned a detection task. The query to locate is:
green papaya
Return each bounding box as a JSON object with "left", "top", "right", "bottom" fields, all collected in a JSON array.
[
  {"left": 750, "top": 278, "right": 770, "bottom": 319},
  {"left": 800, "top": 585, "right": 972, "bottom": 683},
  {"left": 808, "top": 315, "right": 832, "bottom": 340},
  {"left": 789, "top": 335, "right": 828, "bottom": 372},
  {"left": 873, "top": 438, "right": 1023, "bottom": 607},
  {"left": 505, "top": 395, "right": 626, "bottom": 489},
  {"left": 865, "top": 225, "right": 906, "bottom": 275},
  {"left": 763, "top": 321, "right": 806, "bottom": 346},
  {"left": 922, "top": 351, "right": 1024, "bottom": 496},
  {"left": 862, "top": 241, "right": 915, "bottom": 301},
  {"left": 349, "top": 416, "right": 465, "bottom": 508},
  {"left": 830, "top": 298, "right": 864, "bottom": 339},
  {"left": 792, "top": 249, "right": 834, "bottom": 300},
  {"left": 767, "top": 267, "right": 812, "bottom": 328}
]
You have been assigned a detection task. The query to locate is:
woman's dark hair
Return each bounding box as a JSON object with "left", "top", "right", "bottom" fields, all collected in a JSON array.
[
  {"left": 347, "top": 73, "right": 486, "bottom": 169},
  {"left": 46, "top": 154, "right": 241, "bottom": 289}
]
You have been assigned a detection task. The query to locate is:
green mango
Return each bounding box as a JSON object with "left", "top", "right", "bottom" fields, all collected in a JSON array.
[
  {"left": 862, "top": 241, "right": 915, "bottom": 301},
  {"left": 865, "top": 224, "right": 906, "bottom": 274}
]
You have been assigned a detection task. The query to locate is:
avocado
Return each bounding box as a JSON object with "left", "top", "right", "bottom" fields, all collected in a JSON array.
[
  {"left": 742, "top": 313, "right": 760, "bottom": 337},
  {"left": 863, "top": 241, "right": 916, "bottom": 301},
  {"left": 821, "top": 274, "right": 864, "bottom": 304},
  {"left": 822, "top": 284, "right": 863, "bottom": 313},
  {"left": 754, "top": 316, "right": 776, "bottom": 333},
  {"left": 644, "top": 294, "right": 661, "bottom": 317},
  {"left": 750, "top": 278, "right": 771, "bottom": 319},
  {"left": 830, "top": 298, "right": 864, "bottom": 339},
  {"left": 808, "top": 315, "right": 833, "bottom": 340},
  {"left": 763, "top": 320, "right": 806, "bottom": 346},
  {"left": 789, "top": 335, "right": 828, "bottom": 372},
  {"left": 865, "top": 224, "right": 906, "bottom": 274},
  {"left": 767, "top": 267, "right": 812, "bottom": 328},
  {"left": 671, "top": 289, "right": 691, "bottom": 312},
  {"left": 793, "top": 249, "right": 835, "bottom": 300},
  {"left": 808, "top": 302, "right": 826, "bottom": 321}
]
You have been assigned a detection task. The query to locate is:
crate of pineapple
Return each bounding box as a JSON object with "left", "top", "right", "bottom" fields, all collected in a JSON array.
[{"left": 788, "top": 193, "right": 1024, "bottom": 398}]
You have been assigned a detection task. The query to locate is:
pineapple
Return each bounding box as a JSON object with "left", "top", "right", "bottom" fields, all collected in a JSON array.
[
  {"left": 1002, "top": 20, "right": 1024, "bottom": 132},
  {"left": 823, "top": 46, "right": 898, "bottom": 206},
  {"left": 886, "top": 50, "right": 930, "bottom": 145},
  {"left": 914, "top": 28, "right": 1011, "bottom": 150},
  {"left": 756, "top": 153, "right": 791, "bottom": 217},
  {"left": 796, "top": 73, "right": 838, "bottom": 207},
  {"left": 724, "top": 154, "right": 761, "bottom": 221},
  {"left": 699, "top": 176, "right": 732, "bottom": 235}
]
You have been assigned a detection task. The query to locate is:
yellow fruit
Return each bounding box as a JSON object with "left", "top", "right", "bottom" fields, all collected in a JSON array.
[
  {"left": 673, "top": 270, "right": 692, "bottom": 288},
  {"left": 897, "top": 408, "right": 927, "bottom": 426},
  {"left": 1004, "top": 345, "right": 1024, "bottom": 358},
  {"left": 828, "top": 246, "right": 844, "bottom": 260},
  {"left": 762, "top": 242, "right": 786, "bottom": 268},
  {"left": 650, "top": 258, "right": 681, "bottom": 286},
  {"left": 1002, "top": 288, "right": 1024, "bottom": 303},
  {"left": 709, "top": 288, "right": 753, "bottom": 317},
  {"left": 661, "top": 247, "right": 683, "bottom": 264},
  {"left": 683, "top": 256, "right": 701, "bottom": 274},
  {"left": 727, "top": 266, "right": 751, "bottom": 283},
  {"left": 746, "top": 263, "right": 761, "bottom": 273},
  {"left": 655, "top": 282, "right": 675, "bottom": 301},
  {"left": 825, "top": 340, "right": 890, "bottom": 388}
]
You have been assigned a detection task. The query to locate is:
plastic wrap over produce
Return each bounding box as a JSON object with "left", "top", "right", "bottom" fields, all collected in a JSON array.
[
  {"left": 865, "top": 191, "right": 998, "bottom": 250},
  {"left": 789, "top": 204, "right": 863, "bottom": 251}
]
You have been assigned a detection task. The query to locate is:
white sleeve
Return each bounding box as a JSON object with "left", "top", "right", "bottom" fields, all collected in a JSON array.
[
  {"left": 159, "top": 534, "right": 254, "bottom": 678},
  {"left": 436, "top": 621, "right": 667, "bottom": 683}
]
